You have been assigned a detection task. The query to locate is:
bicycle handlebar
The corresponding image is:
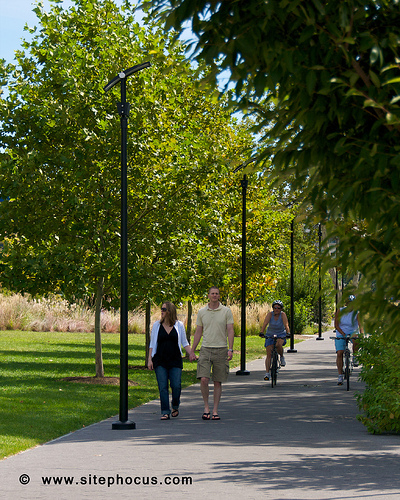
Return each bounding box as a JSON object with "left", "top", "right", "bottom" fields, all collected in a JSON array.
[{"left": 259, "top": 333, "right": 291, "bottom": 339}]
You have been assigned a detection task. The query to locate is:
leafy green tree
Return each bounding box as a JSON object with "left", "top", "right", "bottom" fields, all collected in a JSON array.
[
  {"left": 147, "top": 0, "right": 400, "bottom": 339},
  {"left": 123, "top": 93, "right": 256, "bottom": 309},
  {"left": 0, "top": 0, "right": 255, "bottom": 374}
]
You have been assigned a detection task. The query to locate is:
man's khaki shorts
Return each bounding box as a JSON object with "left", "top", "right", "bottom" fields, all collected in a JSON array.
[{"left": 197, "top": 346, "right": 229, "bottom": 382}]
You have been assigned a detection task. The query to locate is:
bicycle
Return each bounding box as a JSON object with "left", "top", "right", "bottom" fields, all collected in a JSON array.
[
  {"left": 330, "top": 334, "right": 356, "bottom": 391},
  {"left": 259, "top": 333, "right": 290, "bottom": 388}
]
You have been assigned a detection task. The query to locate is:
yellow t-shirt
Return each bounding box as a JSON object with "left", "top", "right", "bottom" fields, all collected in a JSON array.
[{"left": 196, "top": 303, "right": 234, "bottom": 348}]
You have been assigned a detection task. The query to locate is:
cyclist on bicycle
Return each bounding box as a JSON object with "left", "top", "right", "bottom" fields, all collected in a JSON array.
[
  {"left": 259, "top": 300, "right": 290, "bottom": 381},
  {"left": 334, "top": 294, "right": 363, "bottom": 385}
]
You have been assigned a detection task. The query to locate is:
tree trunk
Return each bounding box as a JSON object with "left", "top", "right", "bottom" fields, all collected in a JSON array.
[
  {"left": 94, "top": 277, "right": 105, "bottom": 378},
  {"left": 145, "top": 300, "right": 151, "bottom": 368},
  {"left": 328, "top": 267, "right": 337, "bottom": 289}
]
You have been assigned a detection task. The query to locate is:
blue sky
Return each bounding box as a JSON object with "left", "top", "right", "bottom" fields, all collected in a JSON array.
[
  {"left": 0, "top": 0, "right": 230, "bottom": 89},
  {"left": 0, "top": 0, "right": 187, "bottom": 66},
  {"left": 0, "top": 1, "right": 74, "bottom": 65}
]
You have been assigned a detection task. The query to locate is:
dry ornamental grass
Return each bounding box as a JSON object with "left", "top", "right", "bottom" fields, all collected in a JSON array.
[{"left": 0, "top": 292, "right": 272, "bottom": 335}]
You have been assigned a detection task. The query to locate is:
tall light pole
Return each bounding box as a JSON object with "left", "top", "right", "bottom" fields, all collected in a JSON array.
[
  {"left": 234, "top": 157, "right": 257, "bottom": 376},
  {"left": 316, "top": 223, "right": 324, "bottom": 340},
  {"left": 329, "top": 238, "right": 339, "bottom": 310},
  {"left": 287, "top": 217, "right": 297, "bottom": 353},
  {"left": 104, "top": 62, "right": 151, "bottom": 430},
  {"left": 335, "top": 266, "right": 338, "bottom": 310}
]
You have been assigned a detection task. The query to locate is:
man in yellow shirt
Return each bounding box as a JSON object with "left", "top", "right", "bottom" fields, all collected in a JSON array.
[{"left": 190, "top": 287, "right": 234, "bottom": 421}]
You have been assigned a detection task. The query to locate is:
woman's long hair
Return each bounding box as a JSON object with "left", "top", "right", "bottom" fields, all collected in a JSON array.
[{"left": 161, "top": 301, "right": 177, "bottom": 327}]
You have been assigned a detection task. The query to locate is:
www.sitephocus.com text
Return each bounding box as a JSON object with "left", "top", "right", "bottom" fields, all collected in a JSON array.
[{"left": 18, "top": 473, "right": 193, "bottom": 488}]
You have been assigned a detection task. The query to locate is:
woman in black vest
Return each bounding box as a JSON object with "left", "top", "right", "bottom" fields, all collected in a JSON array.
[{"left": 148, "top": 301, "right": 193, "bottom": 420}]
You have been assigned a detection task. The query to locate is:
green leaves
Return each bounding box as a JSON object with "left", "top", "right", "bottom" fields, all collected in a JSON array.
[
  {"left": 356, "top": 335, "right": 400, "bottom": 434},
  {"left": 146, "top": 0, "right": 400, "bottom": 344},
  {"left": 0, "top": 0, "right": 261, "bottom": 310},
  {"left": 306, "top": 70, "right": 317, "bottom": 95}
]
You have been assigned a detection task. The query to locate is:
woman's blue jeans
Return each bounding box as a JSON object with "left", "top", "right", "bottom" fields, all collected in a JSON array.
[{"left": 154, "top": 365, "right": 182, "bottom": 415}]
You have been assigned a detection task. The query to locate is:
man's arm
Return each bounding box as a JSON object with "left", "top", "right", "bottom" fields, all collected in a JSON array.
[
  {"left": 227, "top": 323, "right": 234, "bottom": 360},
  {"left": 191, "top": 325, "right": 203, "bottom": 356}
]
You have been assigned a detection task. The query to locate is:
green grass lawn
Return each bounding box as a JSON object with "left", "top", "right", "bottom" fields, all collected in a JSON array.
[{"left": 0, "top": 331, "right": 300, "bottom": 459}]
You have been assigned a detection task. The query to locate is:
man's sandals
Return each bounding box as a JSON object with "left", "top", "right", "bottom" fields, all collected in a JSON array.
[{"left": 202, "top": 412, "right": 220, "bottom": 420}]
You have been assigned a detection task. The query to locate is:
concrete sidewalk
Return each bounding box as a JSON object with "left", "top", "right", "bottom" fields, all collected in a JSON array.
[{"left": 1, "top": 331, "right": 400, "bottom": 500}]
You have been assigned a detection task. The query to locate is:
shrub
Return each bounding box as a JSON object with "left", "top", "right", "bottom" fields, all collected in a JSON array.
[
  {"left": 292, "top": 299, "right": 313, "bottom": 334},
  {"left": 356, "top": 335, "right": 400, "bottom": 434}
]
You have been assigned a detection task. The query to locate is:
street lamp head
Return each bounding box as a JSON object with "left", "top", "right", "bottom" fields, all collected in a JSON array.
[
  {"left": 103, "top": 61, "right": 151, "bottom": 92},
  {"left": 124, "top": 62, "right": 151, "bottom": 78},
  {"left": 233, "top": 156, "right": 258, "bottom": 173}
]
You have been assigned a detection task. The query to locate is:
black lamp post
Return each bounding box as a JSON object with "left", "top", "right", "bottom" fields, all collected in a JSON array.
[
  {"left": 104, "top": 62, "right": 151, "bottom": 430},
  {"left": 234, "top": 157, "right": 257, "bottom": 376},
  {"left": 335, "top": 266, "right": 338, "bottom": 310},
  {"left": 331, "top": 238, "right": 338, "bottom": 310},
  {"left": 316, "top": 223, "right": 324, "bottom": 340},
  {"left": 287, "top": 217, "right": 297, "bottom": 353}
]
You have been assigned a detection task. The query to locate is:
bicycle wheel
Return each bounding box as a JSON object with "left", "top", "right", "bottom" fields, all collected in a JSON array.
[
  {"left": 271, "top": 351, "right": 278, "bottom": 387},
  {"left": 345, "top": 351, "right": 350, "bottom": 391}
]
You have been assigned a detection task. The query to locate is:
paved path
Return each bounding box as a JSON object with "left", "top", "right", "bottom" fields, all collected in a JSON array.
[{"left": 1, "top": 330, "right": 400, "bottom": 500}]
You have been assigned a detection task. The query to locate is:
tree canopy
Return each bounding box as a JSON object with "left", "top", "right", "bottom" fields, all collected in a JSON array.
[
  {"left": 146, "top": 0, "right": 400, "bottom": 337},
  {"left": 0, "top": 0, "right": 242, "bottom": 304}
]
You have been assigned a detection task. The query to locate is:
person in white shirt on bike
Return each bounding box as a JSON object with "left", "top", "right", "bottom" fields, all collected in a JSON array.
[{"left": 334, "top": 294, "right": 363, "bottom": 385}]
